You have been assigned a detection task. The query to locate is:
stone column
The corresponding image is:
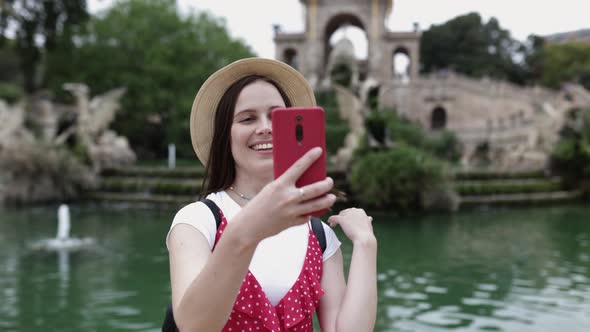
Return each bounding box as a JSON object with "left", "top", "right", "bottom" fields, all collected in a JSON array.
[
  {"left": 409, "top": 41, "right": 420, "bottom": 80},
  {"left": 367, "top": 0, "right": 385, "bottom": 82},
  {"left": 303, "top": 0, "right": 322, "bottom": 89}
]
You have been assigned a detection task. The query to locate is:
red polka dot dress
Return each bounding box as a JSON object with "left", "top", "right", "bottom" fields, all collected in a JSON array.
[{"left": 214, "top": 209, "right": 324, "bottom": 331}]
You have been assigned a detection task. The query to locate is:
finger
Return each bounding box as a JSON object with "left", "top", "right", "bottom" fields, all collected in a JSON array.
[
  {"left": 278, "top": 147, "right": 322, "bottom": 184},
  {"left": 327, "top": 215, "right": 341, "bottom": 227},
  {"left": 298, "top": 177, "right": 333, "bottom": 202},
  {"left": 296, "top": 193, "right": 336, "bottom": 217}
]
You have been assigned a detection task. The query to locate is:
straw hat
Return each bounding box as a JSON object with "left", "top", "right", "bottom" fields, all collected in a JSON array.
[{"left": 190, "top": 57, "right": 316, "bottom": 166}]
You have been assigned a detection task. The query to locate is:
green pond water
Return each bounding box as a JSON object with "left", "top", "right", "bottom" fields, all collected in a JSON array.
[{"left": 1, "top": 204, "right": 590, "bottom": 331}]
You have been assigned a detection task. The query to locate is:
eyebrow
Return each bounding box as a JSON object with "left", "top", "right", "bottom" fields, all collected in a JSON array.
[{"left": 234, "top": 105, "right": 283, "bottom": 117}]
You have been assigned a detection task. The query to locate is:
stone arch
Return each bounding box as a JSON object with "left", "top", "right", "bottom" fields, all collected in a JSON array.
[
  {"left": 283, "top": 48, "right": 299, "bottom": 69},
  {"left": 392, "top": 46, "right": 411, "bottom": 82},
  {"left": 431, "top": 106, "right": 447, "bottom": 130},
  {"left": 323, "top": 13, "right": 368, "bottom": 67},
  {"left": 274, "top": 0, "right": 420, "bottom": 88}
]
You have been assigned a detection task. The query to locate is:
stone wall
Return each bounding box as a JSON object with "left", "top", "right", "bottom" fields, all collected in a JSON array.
[{"left": 379, "top": 72, "right": 590, "bottom": 169}]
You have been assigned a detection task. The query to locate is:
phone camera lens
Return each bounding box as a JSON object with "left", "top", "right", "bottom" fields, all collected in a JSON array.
[
  {"left": 295, "top": 124, "right": 303, "bottom": 142},
  {"left": 296, "top": 116, "right": 302, "bottom": 122}
]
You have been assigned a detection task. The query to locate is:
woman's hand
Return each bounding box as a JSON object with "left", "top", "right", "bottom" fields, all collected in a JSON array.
[
  {"left": 328, "top": 208, "right": 375, "bottom": 244},
  {"left": 240, "top": 147, "right": 337, "bottom": 241}
]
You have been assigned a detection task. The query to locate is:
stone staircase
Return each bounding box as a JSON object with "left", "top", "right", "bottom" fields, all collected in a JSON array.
[
  {"left": 87, "top": 166, "right": 205, "bottom": 206},
  {"left": 87, "top": 165, "right": 350, "bottom": 207},
  {"left": 454, "top": 169, "right": 582, "bottom": 208}
]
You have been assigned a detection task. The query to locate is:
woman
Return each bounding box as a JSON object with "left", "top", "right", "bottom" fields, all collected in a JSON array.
[{"left": 166, "top": 58, "right": 377, "bottom": 331}]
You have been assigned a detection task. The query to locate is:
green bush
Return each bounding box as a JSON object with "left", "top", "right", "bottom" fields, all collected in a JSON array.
[
  {"left": 350, "top": 145, "right": 449, "bottom": 212},
  {"left": 316, "top": 89, "right": 350, "bottom": 156},
  {"left": 426, "top": 130, "right": 462, "bottom": 163},
  {"left": 330, "top": 63, "right": 352, "bottom": 87},
  {"left": 471, "top": 141, "right": 491, "bottom": 167},
  {"left": 386, "top": 111, "right": 425, "bottom": 148},
  {"left": 550, "top": 107, "right": 590, "bottom": 187},
  {"left": 365, "top": 110, "right": 388, "bottom": 143},
  {"left": 0, "top": 82, "right": 23, "bottom": 104},
  {"left": 316, "top": 90, "right": 339, "bottom": 109},
  {"left": 376, "top": 110, "right": 462, "bottom": 163},
  {"left": 326, "top": 123, "right": 349, "bottom": 155}
]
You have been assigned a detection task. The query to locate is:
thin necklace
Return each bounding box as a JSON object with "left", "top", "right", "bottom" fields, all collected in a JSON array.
[{"left": 228, "top": 186, "right": 254, "bottom": 201}]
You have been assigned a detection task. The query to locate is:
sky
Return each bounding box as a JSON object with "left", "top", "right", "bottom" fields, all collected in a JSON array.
[{"left": 88, "top": 0, "right": 588, "bottom": 59}]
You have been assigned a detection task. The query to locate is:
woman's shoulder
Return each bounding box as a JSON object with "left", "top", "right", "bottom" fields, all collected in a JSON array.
[
  {"left": 168, "top": 193, "right": 225, "bottom": 250},
  {"left": 173, "top": 200, "right": 213, "bottom": 222},
  {"left": 174, "top": 192, "right": 224, "bottom": 216}
]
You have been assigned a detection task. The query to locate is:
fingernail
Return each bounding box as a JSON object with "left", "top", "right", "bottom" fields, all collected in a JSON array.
[{"left": 311, "top": 147, "right": 322, "bottom": 156}]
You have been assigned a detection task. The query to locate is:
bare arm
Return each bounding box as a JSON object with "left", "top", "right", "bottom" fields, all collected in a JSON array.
[
  {"left": 335, "top": 236, "right": 377, "bottom": 332},
  {"left": 328, "top": 209, "right": 378, "bottom": 332},
  {"left": 317, "top": 249, "right": 346, "bottom": 332},
  {"left": 169, "top": 217, "right": 259, "bottom": 331}
]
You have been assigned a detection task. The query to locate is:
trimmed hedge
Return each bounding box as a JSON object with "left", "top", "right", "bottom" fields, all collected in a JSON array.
[
  {"left": 455, "top": 181, "right": 562, "bottom": 196},
  {"left": 99, "top": 178, "right": 201, "bottom": 195},
  {"left": 102, "top": 166, "right": 205, "bottom": 178},
  {"left": 454, "top": 170, "right": 546, "bottom": 181}
]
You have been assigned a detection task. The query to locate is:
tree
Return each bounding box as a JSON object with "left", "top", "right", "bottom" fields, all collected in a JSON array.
[
  {"left": 420, "top": 12, "right": 526, "bottom": 84},
  {"left": 0, "top": 0, "right": 88, "bottom": 92},
  {"left": 48, "top": 0, "right": 254, "bottom": 159},
  {"left": 520, "top": 34, "right": 546, "bottom": 84},
  {"left": 540, "top": 42, "right": 590, "bottom": 91},
  {"left": 0, "top": 40, "right": 20, "bottom": 82}
]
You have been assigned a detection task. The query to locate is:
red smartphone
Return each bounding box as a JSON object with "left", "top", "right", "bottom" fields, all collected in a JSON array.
[{"left": 272, "top": 106, "right": 327, "bottom": 216}]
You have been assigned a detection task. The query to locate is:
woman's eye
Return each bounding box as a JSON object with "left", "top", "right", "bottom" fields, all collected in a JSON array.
[{"left": 240, "top": 117, "right": 254, "bottom": 123}]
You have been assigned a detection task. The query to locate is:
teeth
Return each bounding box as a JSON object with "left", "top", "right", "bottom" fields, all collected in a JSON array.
[{"left": 252, "top": 143, "right": 273, "bottom": 150}]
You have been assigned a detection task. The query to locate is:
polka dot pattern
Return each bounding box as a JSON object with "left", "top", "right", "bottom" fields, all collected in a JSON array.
[{"left": 214, "top": 210, "right": 324, "bottom": 331}]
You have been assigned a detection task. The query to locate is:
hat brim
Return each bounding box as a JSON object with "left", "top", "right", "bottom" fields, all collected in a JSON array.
[{"left": 190, "top": 58, "right": 316, "bottom": 166}]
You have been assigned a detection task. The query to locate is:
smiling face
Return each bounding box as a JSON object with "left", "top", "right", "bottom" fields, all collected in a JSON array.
[{"left": 231, "top": 80, "right": 286, "bottom": 179}]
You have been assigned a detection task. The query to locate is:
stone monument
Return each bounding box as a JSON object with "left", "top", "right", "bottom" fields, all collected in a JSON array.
[{"left": 273, "top": 0, "right": 590, "bottom": 171}]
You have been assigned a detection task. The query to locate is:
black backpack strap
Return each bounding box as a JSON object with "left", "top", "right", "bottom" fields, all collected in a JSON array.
[
  {"left": 201, "top": 198, "right": 222, "bottom": 229},
  {"left": 311, "top": 217, "right": 327, "bottom": 254},
  {"left": 162, "top": 304, "right": 178, "bottom": 332}
]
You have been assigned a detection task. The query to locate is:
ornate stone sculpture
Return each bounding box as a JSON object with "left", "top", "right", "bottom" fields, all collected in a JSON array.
[
  {"left": 329, "top": 85, "right": 367, "bottom": 171},
  {"left": 0, "top": 83, "right": 135, "bottom": 204},
  {"left": 62, "top": 83, "right": 135, "bottom": 170}
]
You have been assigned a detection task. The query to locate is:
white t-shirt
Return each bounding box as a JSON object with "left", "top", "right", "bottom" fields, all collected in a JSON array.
[{"left": 166, "top": 191, "right": 341, "bottom": 306}]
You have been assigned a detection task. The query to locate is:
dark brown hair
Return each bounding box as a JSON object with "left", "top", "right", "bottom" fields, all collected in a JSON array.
[{"left": 200, "top": 75, "right": 292, "bottom": 198}]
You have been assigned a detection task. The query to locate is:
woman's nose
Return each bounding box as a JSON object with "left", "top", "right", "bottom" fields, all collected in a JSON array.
[{"left": 256, "top": 117, "right": 272, "bottom": 135}]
